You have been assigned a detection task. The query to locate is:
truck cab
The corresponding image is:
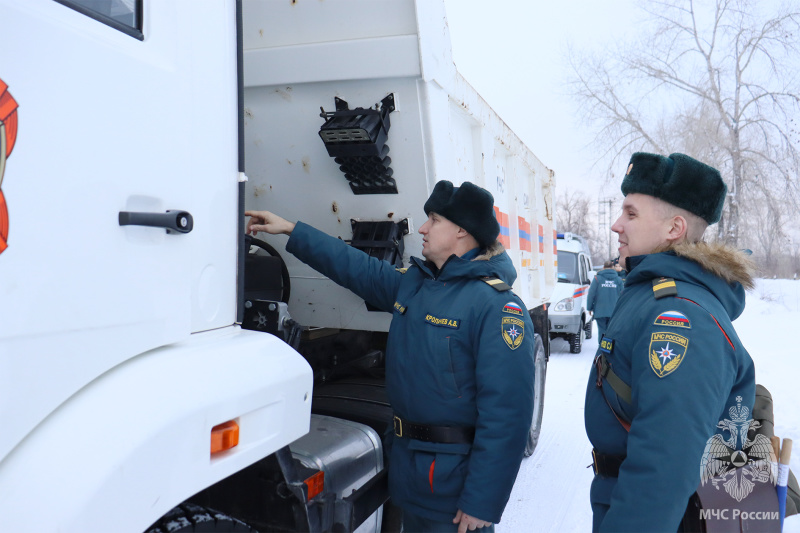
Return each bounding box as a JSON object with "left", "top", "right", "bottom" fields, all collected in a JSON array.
[
  {"left": 549, "top": 233, "right": 595, "bottom": 353},
  {"left": 0, "top": 1, "right": 557, "bottom": 531}
]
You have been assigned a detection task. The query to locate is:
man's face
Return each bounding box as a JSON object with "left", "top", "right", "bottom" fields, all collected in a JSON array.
[
  {"left": 611, "top": 193, "right": 672, "bottom": 266},
  {"left": 419, "top": 212, "right": 462, "bottom": 267}
]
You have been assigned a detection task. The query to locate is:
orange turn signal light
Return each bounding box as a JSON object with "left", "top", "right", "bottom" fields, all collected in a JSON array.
[
  {"left": 210, "top": 420, "right": 240, "bottom": 455},
  {"left": 304, "top": 470, "right": 325, "bottom": 500}
]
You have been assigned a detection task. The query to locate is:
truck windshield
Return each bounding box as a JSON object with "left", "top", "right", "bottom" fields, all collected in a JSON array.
[{"left": 557, "top": 251, "right": 579, "bottom": 283}]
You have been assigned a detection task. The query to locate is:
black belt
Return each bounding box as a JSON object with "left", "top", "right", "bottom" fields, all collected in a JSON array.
[
  {"left": 393, "top": 415, "right": 474, "bottom": 444},
  {"left": 591, "top": 449, "right": 626, "bottom": 477}
]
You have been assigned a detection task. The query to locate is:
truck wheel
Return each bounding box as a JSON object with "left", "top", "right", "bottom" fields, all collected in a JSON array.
[
  {"left": 145, "top": 503, "right": 256, "bottom": 533},
  {"left": 524, "top": 334, "right": 547, "bottom": 457},
  {"left": 569, "top": 321, "right": 584, "bottom": 354},
  {"left": 381, "top": 500, "right": 404, "bottom": 532},
  {"left": 584, "top": 319, "right": 593, "bottom": 339}
]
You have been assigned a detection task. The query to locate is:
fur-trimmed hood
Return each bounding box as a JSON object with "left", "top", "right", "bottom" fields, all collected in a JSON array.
[
  {"left": 474, "top": 240, "right": 505, "bottom": 261},
  {"left": 626, "top": 241, "right": 755, "bottom": 321},
  {"left": 660, "top": 241, "right": 756, "bottom": 290},
  {"left": 411, "top": 240, "right": 516, "bottom": 285}
]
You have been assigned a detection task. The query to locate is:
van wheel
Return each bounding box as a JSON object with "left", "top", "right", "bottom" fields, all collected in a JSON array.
[
  {"left": 525, "top": 334, "right": 547, "bottom": 457},
  {"left": 584, "top": 319, "right": 593, "bottom": 339},
  {"left": 145, "top": 503, "right": 256, "bottom": 533},
  {"left": 569, "top": 321, "right": 584, "bottom": 354}
]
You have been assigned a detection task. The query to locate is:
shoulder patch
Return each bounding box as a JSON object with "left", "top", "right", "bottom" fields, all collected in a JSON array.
[
  {"left": 654, "top": 310, "right": 691, "bottom": 329},
  {"left": 396, "top": 267, "right": 408, "bottom": 274},
  {"left": 393, "top": 301, "right": 407, "bottom": 314},
  {"left": 502, "top": 301, "right": 523, "bottom": 316},
  {"left": 649, "top": 331, "right": 689, "bottom": 377},
  {"left": 502, "top": 316, "right": 525, "bottom": 350},
  {"left": 652, "top": 277, "right": 677, "bottom": 299},
  {"left": 482, "top": 276, "right": 511, "bottom": 291}
]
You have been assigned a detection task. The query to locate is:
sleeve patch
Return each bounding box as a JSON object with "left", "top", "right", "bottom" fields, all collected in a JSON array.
[
  {"left": 653, "top": 310, "right": 691, "bottom": 329},
  {"left": 502, "top": 301, "right": 523, "bottom": 316},
  {"left": 649, "top": 332, "right": 688, "bottom": 377},
  {"left": 502, "top": 317, "right": 525, "bottom": 350},
  {"left": 600, "top": 337, "right": 614, "bottom": 354}
]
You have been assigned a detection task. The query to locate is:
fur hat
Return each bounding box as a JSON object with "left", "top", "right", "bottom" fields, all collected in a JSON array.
[
  {"left": 621, "top": 152, "right": 727, "bottom": 224},
  {"left": 423, "top": 180, "right": 500, "bottom": 248}
]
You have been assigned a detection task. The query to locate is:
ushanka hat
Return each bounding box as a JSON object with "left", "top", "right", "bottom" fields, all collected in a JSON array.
[
  {"left": 621, "top": 152, "right": 727, "bottom": 224},
  {"left": 423, "top": 180, "right": 500, "bottom": 248}
]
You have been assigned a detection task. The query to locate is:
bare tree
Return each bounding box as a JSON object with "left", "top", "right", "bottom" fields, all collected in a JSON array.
[
  {"left": 567, "top": 0, "right": 800, "bottom": 247},
  {"left": 556, "top": 189, "right": 609, "bottom": 264}
]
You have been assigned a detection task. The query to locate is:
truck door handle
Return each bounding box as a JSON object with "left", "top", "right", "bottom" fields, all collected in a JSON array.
[{"left": 118, "top": 210, "right": 194, "bottom": 234}]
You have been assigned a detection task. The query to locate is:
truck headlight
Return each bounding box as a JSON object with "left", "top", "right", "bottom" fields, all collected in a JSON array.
[{"left": 554, "top": 297, "right": 574, "bottom": 312}]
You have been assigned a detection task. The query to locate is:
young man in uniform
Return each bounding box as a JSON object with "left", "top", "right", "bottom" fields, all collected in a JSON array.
[
  {"left": 585, "top": 152, "right": 756, "bottom": 531},
  {"left": 587, "top": 260, "right": 623, "bottom": 339},
  {"left": 246, "top": 180, "right": 535, "bottom": 533}
]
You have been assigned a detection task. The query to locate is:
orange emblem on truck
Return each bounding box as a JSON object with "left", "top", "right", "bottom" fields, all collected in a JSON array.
[{"left": 0, "top": 77, "right": 19, "bottom": 255}]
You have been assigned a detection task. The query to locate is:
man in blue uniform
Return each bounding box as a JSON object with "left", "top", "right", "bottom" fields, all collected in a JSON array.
[
  {"left": 612, "top": 259, "right": 627, "bottom": 284},
  {"left": 246, "top": 181, "right": 535, "bottom": 533},
  {"left": 585, "top": 152, "right": 756, "bottom": 531},
  {"left": 587, "top": 260, "right": 623, "bottom": 339}
]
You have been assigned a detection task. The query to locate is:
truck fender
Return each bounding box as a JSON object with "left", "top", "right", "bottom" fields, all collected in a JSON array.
[{"left": 0, "top": 327, "right": 312, "bottom": 533}]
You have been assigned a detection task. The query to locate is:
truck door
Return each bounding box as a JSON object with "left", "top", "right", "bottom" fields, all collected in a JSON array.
[{"left": 0, "top": 0, "right": 240, "bottom": 459}]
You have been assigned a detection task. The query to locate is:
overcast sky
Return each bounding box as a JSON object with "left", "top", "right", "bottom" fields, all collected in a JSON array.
[{"left": 443, "top": 0, "right": 641, "bottom": 203}]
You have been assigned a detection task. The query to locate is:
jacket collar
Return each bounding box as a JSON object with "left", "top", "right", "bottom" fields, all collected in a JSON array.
[{"left": 411, "top": 241, "right": 517, "bottom": 285}]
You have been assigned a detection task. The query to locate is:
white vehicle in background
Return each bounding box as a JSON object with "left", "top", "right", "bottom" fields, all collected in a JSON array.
[
  {"left": 549, "top": 233, "right": 595, "bottom": 353},
  {"left": 0, "top": 0, "right": 557, "bottom": 531}
]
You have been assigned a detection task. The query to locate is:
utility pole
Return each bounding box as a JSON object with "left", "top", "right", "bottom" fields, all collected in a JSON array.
[{"left": 598, "top": 197, "right": 616, "bottom": 260}]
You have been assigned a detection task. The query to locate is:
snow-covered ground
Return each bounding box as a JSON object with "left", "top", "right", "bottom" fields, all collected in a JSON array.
[{"left": 498, "top": 278, "right": 800, "bottom": 532}]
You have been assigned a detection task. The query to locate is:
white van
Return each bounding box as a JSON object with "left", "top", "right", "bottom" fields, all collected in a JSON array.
[{"left": 548, "top": 233, "right": 595, "bottom": 353}]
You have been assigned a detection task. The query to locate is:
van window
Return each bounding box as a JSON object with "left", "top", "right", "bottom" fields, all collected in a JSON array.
[
  {"left": 583, "top": 256, "right": 593, "bottom": 284},
  {"left": 557, "top": 251, "right": 579, "bottom": 284},
  {"left": 54, "top": 0, "right": 143, "bottom": 40},
  {"left": 579, "top": 256, "right": 588, "bottom": 284}
]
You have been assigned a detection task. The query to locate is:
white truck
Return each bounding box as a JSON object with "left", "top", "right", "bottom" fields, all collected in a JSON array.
[{"left": 0, "top": 1, "right": 557, "bottom": 531}]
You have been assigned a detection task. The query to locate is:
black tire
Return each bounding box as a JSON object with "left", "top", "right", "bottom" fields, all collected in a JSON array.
[
  {"left": 584, "top": 318, "right": 593, "bottom": 339},
  {"left": 569, "top": 320, "right": 584, "bottom": 354},
  {"left": 145, "top": 503, "right": 256, "bottom": 533},
  {"left": 380, "top": 500, "right": 404, "bottom": 533},
  {"left": 524, "top": 334, "right": 547, "bottom": 457}
]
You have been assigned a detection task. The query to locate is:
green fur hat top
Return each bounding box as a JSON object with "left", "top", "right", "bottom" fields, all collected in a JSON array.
[
  {"left": 424, "top": 180, "right": 500, "bottom": 248},
  {"left": 621, "top": 152, "right": 727, "bottom": 224}
]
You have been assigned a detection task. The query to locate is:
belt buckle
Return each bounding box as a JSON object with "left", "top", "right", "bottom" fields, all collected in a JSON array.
[
  {"left": 591, "top": 449, "right": 599, "bottom": 475},
  {"left": 393, "top": 416, "right": 403, "bottom": 438}
]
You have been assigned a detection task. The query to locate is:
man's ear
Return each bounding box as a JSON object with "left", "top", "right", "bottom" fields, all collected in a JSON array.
[{"left": 666, "top": 215, "right": 688, "bottom": 243}]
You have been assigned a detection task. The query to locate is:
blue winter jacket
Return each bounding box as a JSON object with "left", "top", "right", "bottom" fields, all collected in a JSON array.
[
  {"left": 286, "top": 222, "right": 535, "bottom": 524},
  {"left": 587, "top": 269, "right": 623, "bottom": 318},
  {"left": 584, "top": 243, "right": 755, "bottom": 532}
]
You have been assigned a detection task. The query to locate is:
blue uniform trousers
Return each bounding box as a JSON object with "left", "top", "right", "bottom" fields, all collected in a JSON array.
[{"left": 594, "top": 317, "right": 610, "bottom": 339}]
